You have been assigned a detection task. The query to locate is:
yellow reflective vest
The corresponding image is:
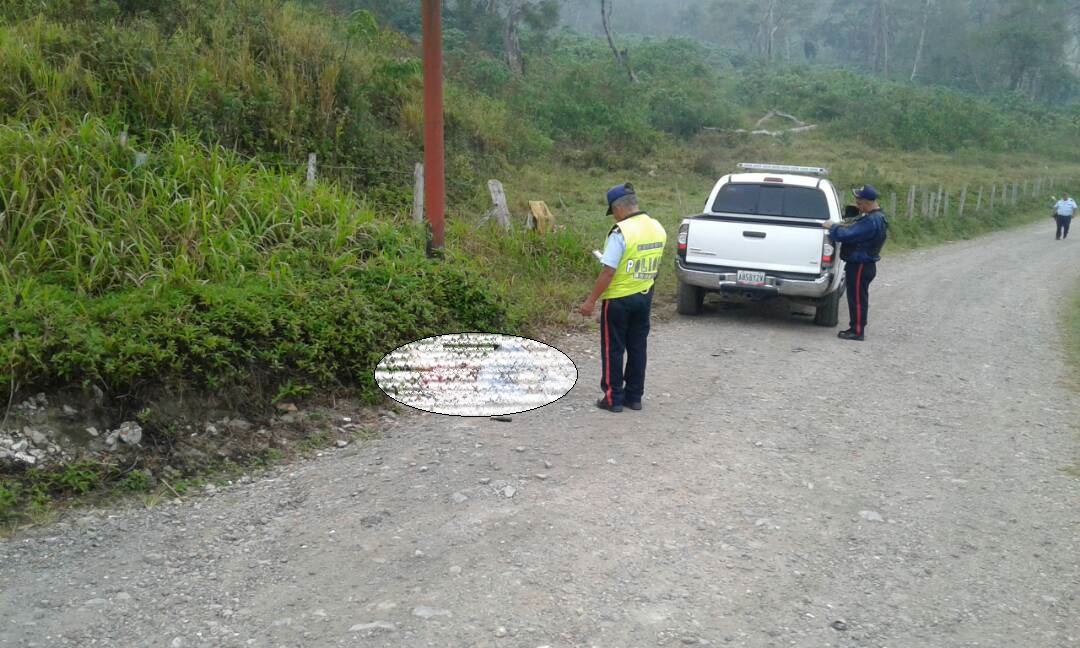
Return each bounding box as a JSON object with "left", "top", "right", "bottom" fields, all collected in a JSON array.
[{"left": 601, "top": 212, "right": 668, "bottom": 300}]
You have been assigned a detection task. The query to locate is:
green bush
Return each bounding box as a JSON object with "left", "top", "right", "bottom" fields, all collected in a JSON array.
[
  {"left": 0, "top": 481, "right": 17, "bottom": 521},
  {"left": 117, "top": 471, "right": 151, "bottom": 492},
  {"left": 1, "top": 263, "right": 509, "bottom": 403},
  {"left": 732, "top": 66, "right": 1076, "bottom": 154},
  {"left": 50, "top": 461, "right": 103, "bottom": 495},
  {"left": 646, "top": 86, "right": 736, "bottom": 138},
  {"left": 508, "top": 59, "right": 659, "bottom": 167}
]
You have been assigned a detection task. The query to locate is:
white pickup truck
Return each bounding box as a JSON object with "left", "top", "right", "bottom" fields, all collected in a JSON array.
[{"left": 674, "top": 163, "right": 845, "bottom": 326}]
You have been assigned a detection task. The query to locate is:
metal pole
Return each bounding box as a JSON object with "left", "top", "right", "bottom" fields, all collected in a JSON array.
[{"left": 422, "top": 0, "right": 445, "bottom": 253}]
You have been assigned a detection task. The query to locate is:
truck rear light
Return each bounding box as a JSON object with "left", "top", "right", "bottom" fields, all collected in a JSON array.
[
  {"left": 764, "top": 176, "right": 784, "bottom": 183},
  {"left": 821, "top": 241, "right": 835, "bottom": 267},
  {"left": 677, "top": 224, "right": 688, "bottom": 257}
]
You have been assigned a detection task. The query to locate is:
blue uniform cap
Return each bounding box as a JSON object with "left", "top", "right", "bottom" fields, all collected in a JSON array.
[
  {"left": 606, "top": 182, "right": 635, "bottom": 215},
  {"left": 853, "top": 184, "right": 879, "bottom": 201}
]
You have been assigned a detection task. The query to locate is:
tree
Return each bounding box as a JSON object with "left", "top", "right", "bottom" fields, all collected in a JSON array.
[
  {"left": 601, "top": 0, "right": 639, "bottom": 82},
  {"left": 446, "top": 0, "right": 558, "bottom": 74},
  {"left": 980, "top": 0, "right": 1069, "bottom": 100},
  {"left": 870, "top": 0, "right": 889, "bottom": 76},
  {"left": 910, "top": 0, "right": 931, "bottom": 81},
  {"left": 754, "top": 0, "right": 813, "bottom": 63}
]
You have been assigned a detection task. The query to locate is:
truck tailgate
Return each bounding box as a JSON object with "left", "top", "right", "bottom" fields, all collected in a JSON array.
[{"left": 686, "top": 216, "right": 825, "bottom": 275}]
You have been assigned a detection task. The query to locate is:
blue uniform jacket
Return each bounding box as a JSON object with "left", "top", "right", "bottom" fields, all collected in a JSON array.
[{"left": 829, "top": 210, "right": 888, "bottom": 264}]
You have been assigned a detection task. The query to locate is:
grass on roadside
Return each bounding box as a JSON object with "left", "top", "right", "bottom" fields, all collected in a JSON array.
[
  {"left": 0, "top": 117, "right": 514, "bottom": 406},
  {"left": 0, "top": 430, "right": 372, "bottom": 533}
]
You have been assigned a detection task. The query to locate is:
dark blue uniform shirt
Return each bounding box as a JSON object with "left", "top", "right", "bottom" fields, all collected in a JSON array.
[{"left": 829, "top": 210, "right": 888, "bottom": 263}]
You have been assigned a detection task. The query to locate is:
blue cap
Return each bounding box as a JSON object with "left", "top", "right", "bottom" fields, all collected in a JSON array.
[
  {"left": 606, "top": 182, "right": 636, "bottom": 214},
  {"left": 852, "top": 184, "right": 879, "bottom": 201}
]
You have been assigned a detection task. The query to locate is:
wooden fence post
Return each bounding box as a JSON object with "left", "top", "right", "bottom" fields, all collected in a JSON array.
[
  {"left": 958, "top": 186, "right": 967, "bottom": 218},
  {"left": 412, "top": 163, "right": 425, "bottom": 224},
  {"left": 890, "top": 192, "right": 896, "bottom": 218},
  {"left": 923, "top": 189, "right": 931, "bottom": 218},
  {"left": 485, "top": 179, "right": 512, "bottom": 230},
  {"left": 943, "top": 191, "right": 950, "bottom": 218},
  {"left": 975, "top": 187, "right": 982, "bottom": 212},
  {"left": 907, "top": 185, "right": 916, "bottom": 219},
  {"left": 990, "top": 184, "right": 996, "bottom": 210},
  {"left": 306, "top": 153, "right": 317, "bottom": 190}
]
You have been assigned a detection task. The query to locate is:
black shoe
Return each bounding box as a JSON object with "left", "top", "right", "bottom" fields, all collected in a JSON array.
[
  {"left": 837, "top": 329, "right": 864, "bottom": 341},
  {"left": 626, "top": 401, "right": 642, "bottom": 411},
  {"left": 596, "top": 398, "right": 623, "bottom": 413}
]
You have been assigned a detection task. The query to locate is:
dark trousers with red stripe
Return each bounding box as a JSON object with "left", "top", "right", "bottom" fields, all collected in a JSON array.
[
  {"left": 600, "top": 290, "right": 653, "bottom": 407},
  {"left": 845, "top": 261, "right": 877, "bottom": 336}
]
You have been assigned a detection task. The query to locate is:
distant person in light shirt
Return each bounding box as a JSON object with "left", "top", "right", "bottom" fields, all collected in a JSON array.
[{"left": 1052, "top": 193, "right": 1075, "bottom": 240}]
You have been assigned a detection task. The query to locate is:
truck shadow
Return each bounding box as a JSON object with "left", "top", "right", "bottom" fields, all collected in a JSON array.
[{"left": 681, "top": 297, "right": 822, "bottom": 328}]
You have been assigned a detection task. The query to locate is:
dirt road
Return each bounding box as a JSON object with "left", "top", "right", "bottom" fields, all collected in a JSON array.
[{"left": 2, "top": 222, "right": 1077, "bottom": 647}]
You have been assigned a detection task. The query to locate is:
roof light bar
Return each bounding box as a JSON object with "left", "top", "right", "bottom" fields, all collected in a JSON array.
[{"left": 737, "top": 162, "right": 829, "bottom": 176}]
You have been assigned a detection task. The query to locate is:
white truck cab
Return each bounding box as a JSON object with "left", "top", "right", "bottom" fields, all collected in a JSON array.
[{"left": 675, "top": 163, "right": 845, "bottom": 326}]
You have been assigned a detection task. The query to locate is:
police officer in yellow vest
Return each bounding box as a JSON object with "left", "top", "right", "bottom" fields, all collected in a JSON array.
[{"left": 578, "top": 183, "right": 667, "bottom": 413}]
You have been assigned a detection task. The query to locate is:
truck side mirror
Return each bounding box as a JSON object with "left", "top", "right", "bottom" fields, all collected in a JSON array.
[{"left": 843, "top": 205, "right": 860, "bottom": 219}]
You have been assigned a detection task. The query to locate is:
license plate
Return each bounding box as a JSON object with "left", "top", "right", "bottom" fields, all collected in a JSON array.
[{"left": 736, "top": 270, "right": 766, "bottom": 285}]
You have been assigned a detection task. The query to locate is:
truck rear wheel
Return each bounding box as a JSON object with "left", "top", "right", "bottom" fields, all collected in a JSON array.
[
  {"left": 813, "top": 285, "right": 843, "bottom": 327},
  {"left": 677, "top": 280, "right": 704, "bottom": 315}
]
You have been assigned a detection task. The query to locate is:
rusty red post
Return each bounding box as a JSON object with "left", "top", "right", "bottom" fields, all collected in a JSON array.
[{"left": 422, "top": 0, "right": 445, "bottom": 253}]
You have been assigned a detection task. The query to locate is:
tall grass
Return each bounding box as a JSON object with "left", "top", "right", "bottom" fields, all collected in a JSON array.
[
  {"left": 0, "top": 117, "right": 411, "bottom": 295},
  {"left": 0, "top": 116, "right": 512, "bottom": 402},
  {"left": 0, "top": 2, "right": 540, "bottom": 208}
]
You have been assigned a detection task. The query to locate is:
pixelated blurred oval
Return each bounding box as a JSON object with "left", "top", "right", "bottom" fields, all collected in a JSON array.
[{"left": 375, "top": 333, "right": 579, "bottom": 417}]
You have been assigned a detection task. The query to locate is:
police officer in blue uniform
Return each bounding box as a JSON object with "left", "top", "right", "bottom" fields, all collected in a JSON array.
[
  {"left": 579, "top": 183, "right": 667, "bottom": 412},
  {"left": 822, "top": 185, "right": 888, "bottom": 341}
]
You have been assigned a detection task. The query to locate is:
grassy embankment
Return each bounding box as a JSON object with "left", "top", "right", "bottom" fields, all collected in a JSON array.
[{"left": 1, "top": 0, "right": 1079, "bottom": 522}]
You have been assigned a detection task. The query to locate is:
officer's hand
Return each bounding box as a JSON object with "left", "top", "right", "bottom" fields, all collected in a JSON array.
[
  {"left": 578, "top": 300, "right": 595, "bottom": 318},
  {"left": 821, "top": 221, "right": 833, "bottom": 230}
]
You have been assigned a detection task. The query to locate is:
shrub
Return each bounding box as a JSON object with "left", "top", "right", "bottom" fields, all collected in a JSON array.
[{"left": 731, "top": 66, "right": 1075, "bottom": 154}]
